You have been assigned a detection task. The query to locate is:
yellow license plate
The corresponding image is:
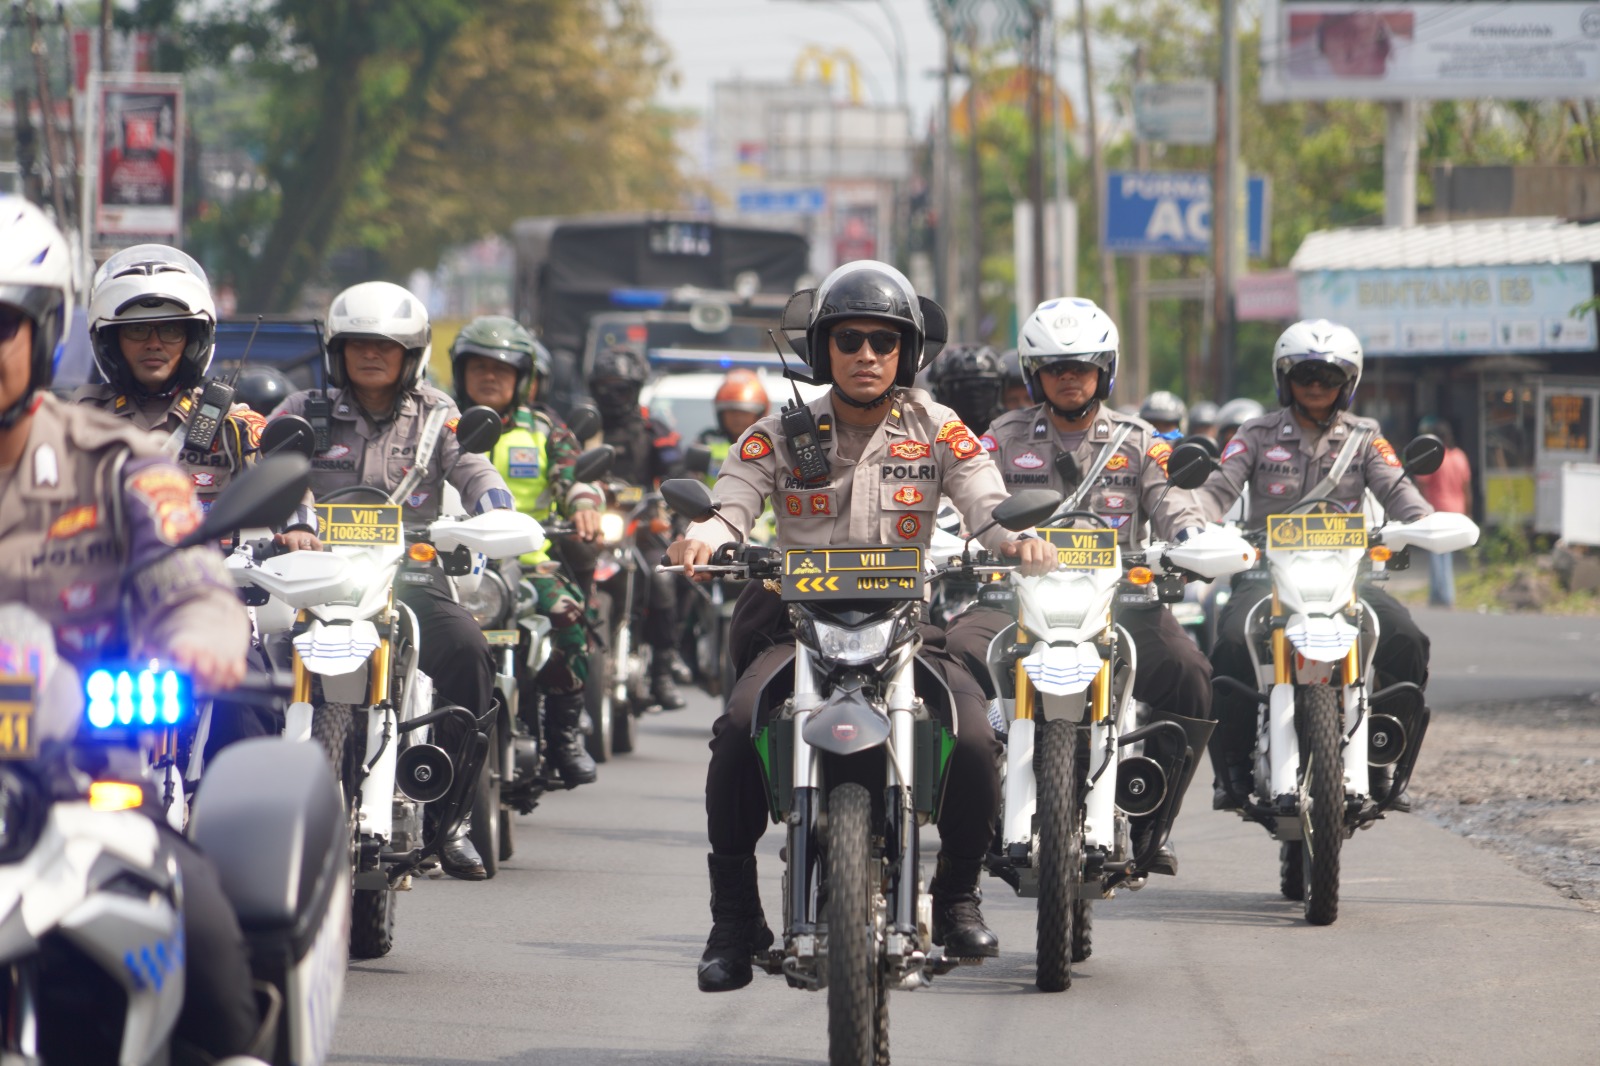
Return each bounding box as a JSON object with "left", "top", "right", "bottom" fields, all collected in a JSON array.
[
  {"left": 616, "top": 485, "right": 644, "bottom": 505},
  {"left": 783, "top": 545, "right": 924, "bottom": 601},
  {"left": 0, "top": 676, "right": 38, "bottom": 760},
  {"left": 483, "top": 629, "right": 520, "bottom": 646},
  {"left": 1266, "top": 512, "right": 1367, "bottom": 551},
  {"left": 1038, "top": 527, "right": 1118, "bottom": 568},
  {"left": 315, "top": 503, "right": 403, "bottom": 547}
]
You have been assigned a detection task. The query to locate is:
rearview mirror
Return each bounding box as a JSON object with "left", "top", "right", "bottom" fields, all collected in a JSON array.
[
  {"left": 660, "top": 478, "right": 718, "bottom": 523},
  {"left": 453, "top": 406, "right": 502, "bottom": 455},
  {"left": 1164, "top": 440, "right": 1217, "bottom": 491},
  {"left": 1402, "top": 434, "right": 1445, "bottom": 477},
  {"left": 1177, "top": 433, "right": 1219, "bottom": 459},
  {"left": 566, "top": 402, "right": 602, "bottom": 442},
  {"left": 260, "top": 415, "right": 315, "bottom": 459},
  {"left": 684, "top": 443, "right": 714, "bottom": 475},
  {"left": 178, "top": 454, "right": 310, "bottom": 548},
  {"left": 992, "top": 489, "right": 1063, "bottom": 532},
  {"left": 572, "top": 445, "right": 614, "bottom": 484}
]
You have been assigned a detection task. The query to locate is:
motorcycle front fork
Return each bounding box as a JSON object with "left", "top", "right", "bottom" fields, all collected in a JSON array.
[{"left": 1259, "top": 622, "right": 1373, "bottom": 804}]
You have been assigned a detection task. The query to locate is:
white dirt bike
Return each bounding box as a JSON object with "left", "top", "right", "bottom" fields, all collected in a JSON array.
[
  {"left": 0, "top": 456, "right": 349, "bottom": 1066},
  {"left": 1217, "top": 436, "right": 1479, "bottom": 925},
  {"left": 231, "top": 409, "right": 542, "bottom": 957},
  {"left": 982, "top": 441, "right": 1255, "bottom": 991}
]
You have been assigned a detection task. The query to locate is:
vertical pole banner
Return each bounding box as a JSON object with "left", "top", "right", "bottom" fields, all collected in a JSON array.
[{"left": 88, "top": 74, "right": 183, "bottom": 244}]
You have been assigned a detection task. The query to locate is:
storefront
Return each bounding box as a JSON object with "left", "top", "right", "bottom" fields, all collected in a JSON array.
[{"left": 1290, "top": 218, "right": 1600, "bottom": 528}]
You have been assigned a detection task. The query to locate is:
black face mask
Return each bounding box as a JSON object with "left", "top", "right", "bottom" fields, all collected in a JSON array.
[
  {"left": 591, "top": 381, "right": 641, "bottom": 423},
  {"left": 945, "top": 381, "right": 1002, "bottom": 433}
]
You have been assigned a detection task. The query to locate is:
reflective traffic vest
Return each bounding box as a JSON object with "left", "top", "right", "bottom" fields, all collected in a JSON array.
[{"left": 490, "top": 408, "right": 555, "bottom": 564}]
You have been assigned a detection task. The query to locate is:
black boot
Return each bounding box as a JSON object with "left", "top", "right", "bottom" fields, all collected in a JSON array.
[
  {"left": 698, "top": 854, "right": 774, "bottom": 992},
  {"left": 930, "top": 853, "right": 999, "bottom": 959},
  {"left": 663, "top": 647, "right": 694, "bottom": 685},
  {"left": 545, "top": 692, "right": 597, "bottom": 788},
  {"left": 1133, "top": 711, "right": 1216, "bottom": 877},
  {"left": 1212, "top": 752, "right": 1255, "bottom": 811},
  {"left": 651, "top": 657, "right": 687, "bottom": 711},
  {"left": 1371, "top": 764, "right": 1412, "bottom": 813},
  {"left": 440, "top": 815, "right": 487, "bottom": 881}
]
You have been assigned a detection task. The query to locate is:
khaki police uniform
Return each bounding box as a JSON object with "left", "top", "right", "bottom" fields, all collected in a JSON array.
[
  {"left": 273, "top": 382, "right": 509, "bottom": 522},
  {"left": 0, "top": 393, "right": 247, "bottom": 667},
  {"left": 689, "top": 387, "right": 1020, "bottom": 863},
  {"left": 0, "top": 393, "right": 259, "bottom": 1058},
  {"left": 1201, "top": 406, "right": 1434, "bottom": 774},
  {"left": 984, "top": 403, "right": 1208, "bottom": 545},
  {"left": 979, "top": 400, "right": 1215, "bottom": 737}
]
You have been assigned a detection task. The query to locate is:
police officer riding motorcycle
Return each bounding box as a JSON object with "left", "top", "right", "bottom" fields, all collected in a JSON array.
[
  {"left": 272, "top": 281, "right": 516, "bottom": 880},
  {"left": 927, "top": 343, "right": 1006, "bottom": 437},
  {"left": 1139, "top": 390, "right": 1188, "bottom": 440},
  {"left": 666, "top": 260, "right": 1054, "bottom": 995},
  {"left": 589, "top": 346, "right": 689, "bottom": 710},
  {"left": 451, "top": 316, "right": 603, "bottom": 789}
]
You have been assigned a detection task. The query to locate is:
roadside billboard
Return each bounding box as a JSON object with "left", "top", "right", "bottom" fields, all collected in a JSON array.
[
  {"left": 1103, "top": 171, "right": 1268, "bottom": 258},
  {"left": 86, "top": 74, "right": 183, "bottom": 242},
  {"left": 1297, "top": 263, "right": 1597, "bottom": 355},
  {"left": 1260, "top": 1, "right": 1600, "bottom": 101}
]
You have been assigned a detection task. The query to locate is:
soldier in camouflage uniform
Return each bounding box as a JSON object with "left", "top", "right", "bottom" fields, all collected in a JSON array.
[{"left": 452, "top": 316, "right": 603, "bottom": 788}]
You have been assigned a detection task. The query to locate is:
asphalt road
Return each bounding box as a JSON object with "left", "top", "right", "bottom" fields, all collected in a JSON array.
[{"left": 330, "top": 612, "right": 1600, "bottom": 1066}]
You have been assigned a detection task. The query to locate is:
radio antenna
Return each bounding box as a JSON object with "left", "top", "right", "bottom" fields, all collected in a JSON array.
[
  {"left": 228, "top": 315, "right": 263, "bottom": 386},
  {"left": 767, "top": 329, "right": 808, "bottom": 410}
]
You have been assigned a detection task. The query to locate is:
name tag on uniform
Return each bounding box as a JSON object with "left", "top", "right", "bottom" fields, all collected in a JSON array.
[{"left": 508, "top": 447, "right": 540, "bottom": 480}]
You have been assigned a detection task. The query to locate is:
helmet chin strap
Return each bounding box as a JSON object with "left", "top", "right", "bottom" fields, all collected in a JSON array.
[
  {"left": 831, "top": 383, "right": 894, "bottom": 410},
  {"left": 1291, "top": 400, "right": 1339, "bottom": 430},
  {"left": 1046, "top": 396, "right": 1099, "bottom": 423}
]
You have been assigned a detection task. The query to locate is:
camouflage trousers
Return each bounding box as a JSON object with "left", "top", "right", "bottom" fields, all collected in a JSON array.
[{"left": 530, "top": 570, "right": 590, "bottom": 696}]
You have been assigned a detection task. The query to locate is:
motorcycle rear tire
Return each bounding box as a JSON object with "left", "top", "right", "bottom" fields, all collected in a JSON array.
[
  {"left": 825, "top": 782, "right": 885, "bottom": 1066},
  {"left": 1035, "top": 717, "right": 1081, "bottom": 992},
  {"left": 585, "top": 593, "right": 615, "bottom": 763},
  {"left": 470, "top": 727, "right": 501, "bottom": 880},
  {"left": 1297, "top": 685, "right": 1344, "bottom": 926},
  {"left": 350, "top": 886, "right": 396, "bottom": 959}
]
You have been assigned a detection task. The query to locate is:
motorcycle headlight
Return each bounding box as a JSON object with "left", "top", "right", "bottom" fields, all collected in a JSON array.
[
  {"left": 460, "top": 570, "right": 509, "bottom": 628},
  {"left": 84, "top": 664, "right": 191, "bottom": 730},
  {"left": 812, "top": 619, "right": 897, "bottom": 666},
  {"left": 600, "top": 512, "right": 627, "bottom": 544}
]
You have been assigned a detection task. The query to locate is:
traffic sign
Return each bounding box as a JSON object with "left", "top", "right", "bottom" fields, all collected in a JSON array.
[
  {"left": 1132, "top": 81, "right": 1216, "bottom": 145},
  {"left": 936, "top": 0, "right": 1037, "bottom": 45},
  {"left": 1102, "top": 170, "right": 1269, "bottom": 258},
  {"left": 736, "top": 187, "right": 827, "bottom": 215}
]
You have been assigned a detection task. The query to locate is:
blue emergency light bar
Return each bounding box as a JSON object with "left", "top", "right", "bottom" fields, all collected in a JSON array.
[{"left": 84, "top": 665, "right": 191, "bottom": 731}]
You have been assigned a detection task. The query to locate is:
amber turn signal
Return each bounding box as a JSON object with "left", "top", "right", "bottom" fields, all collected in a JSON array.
[
  {"left": 1128, "top": 567, "right": 1154, "bottom": 585},
  {"left": 1369, "top": 546, "right": 1392, "bottom": 562},
  {"left": 409, "top": 543, "right": 438, "bottom": 563},
  {"left": 89, "top": 781, "right": 144, "bottom": 812}
]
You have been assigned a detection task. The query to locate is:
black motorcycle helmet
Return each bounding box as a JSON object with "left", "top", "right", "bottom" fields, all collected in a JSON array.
[
  {"left": 588, "top": 346, "right": 648, "bottom": 422},
  {"left": 927, "top": 344, "right": 1004, "bottom": 433},
  {"left": 780, "top": 260, "right": 948, "bottom": 392},
  {"left": 234, "top": 367, "right": 294, "bottom": 417}
]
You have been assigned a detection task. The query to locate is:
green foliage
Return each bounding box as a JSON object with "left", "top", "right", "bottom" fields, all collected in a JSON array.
[{"left": 139, "top": 0, "right": 685, "bottom": 312}]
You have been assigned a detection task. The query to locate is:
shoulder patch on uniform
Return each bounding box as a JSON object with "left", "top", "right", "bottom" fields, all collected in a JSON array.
[
  {"left": 740, "top": 431, "right": 773, "bottom": 461},
  {"left": 128, "top": 465, "right": 201, "bottom": 545},
  {"left": 48, "top": 505, "right": 98, "bottom": 540},
  {"left": 950, "top": 434, "right": 981, "bottom": 461},
  {"left": 1105, "top": 454, "right": 1129, "bottom": 471},
  {"left": 890, "top": 440, "right": 930, "bottom": 460},
  {"left": 1221, "top": 439, "right": 1249, "bottom": 463},
  {"left": 446, "top": 416, "right": 460, "bottom": 433},
  {"left": 235, "top": 408, "right": 266, "bottom": 448},
  {"left": 978, "top": 433, "right": 997, "bottom": 452},
  {"left": 1147, "top": 440, "right": 1173, "bottom": 474},
  {"left": 935, "top": 419, "right": 966, "bottom": 443},
  {"left": 1373, "top": 436, "right": 1401, "bottom": 467}
]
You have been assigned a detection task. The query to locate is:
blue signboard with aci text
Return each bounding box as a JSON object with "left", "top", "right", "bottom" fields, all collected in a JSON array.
[{"left": 1103, "top": 171, "right": 1268, "bottom": 258}]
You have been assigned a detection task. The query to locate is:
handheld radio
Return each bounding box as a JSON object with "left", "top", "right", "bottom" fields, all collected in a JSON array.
[
  {"left": 306, "top": 318, "right": 333, "bottom": 452},
  {"left": 183, "top": 315, "right": 260, "bottom": 454},
  {"left": 768, "top": 330, "right": 831, "bottom": 486}
]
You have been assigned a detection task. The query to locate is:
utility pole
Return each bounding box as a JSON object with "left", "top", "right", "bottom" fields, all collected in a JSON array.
[
  {"left": 1212, "top": 0, "right": 1241, "bottom": 399},
  {"left": 964, "top": 31, "right": 983, "bottom": 339},
  {"left": 101, "top": 0, "right": 113, "bottom": 74},
  {"left": 1130, "top": 46, "right": 1150, "bottom": 402},
  {"left": 936, "top": 5, "right": 957, "bottom": 320},
  {"left": 1076, "top": 0, "right": 1117, "bottom": 321},
  {"left": 24, "top": 1, "right": 70, "bottom": 224},
  {"left": 1027, "top": 5, "right": 1046, "bottom": 315}
]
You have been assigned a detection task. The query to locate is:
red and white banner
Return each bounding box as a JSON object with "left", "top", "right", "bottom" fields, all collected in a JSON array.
[{"left": 87, "top": 75, "right": 183, "bottom": 242}]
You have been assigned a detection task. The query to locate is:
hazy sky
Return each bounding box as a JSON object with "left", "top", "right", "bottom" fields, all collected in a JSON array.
[{"left": 647, "top": 0, "right": 951, "bottom": 122}]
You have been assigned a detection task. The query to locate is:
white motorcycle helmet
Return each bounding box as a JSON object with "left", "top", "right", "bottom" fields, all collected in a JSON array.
[
  {"left": 0, "top": 196, "right": 75, "bottom": 426},
  {"left": 87, "top": 244, "right": 217, "bottom": 395},
  {"left": 1016, "top": 297, "right": 1119, "bottom": 411},
  {"left": 324, "top": 281, "right": 432, "bottom": 390},
  {"left": 1272, "top": 319, "right": 1363, "bottom": 410}
]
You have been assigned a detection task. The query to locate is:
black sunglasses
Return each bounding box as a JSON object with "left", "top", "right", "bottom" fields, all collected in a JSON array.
[
  {"left": 0, "top": 306, "right": 28, "bottom": 344},
  {"left": 832, "top": 328, "right": 900, "bottom": 356},
  {"left": 1287, "top": 362, "right": 1348, "bottom": 388}
]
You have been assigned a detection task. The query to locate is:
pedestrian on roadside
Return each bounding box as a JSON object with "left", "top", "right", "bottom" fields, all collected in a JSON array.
[{"left": 1415, "top": 416, "right": 1472, "bottom": 607}]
